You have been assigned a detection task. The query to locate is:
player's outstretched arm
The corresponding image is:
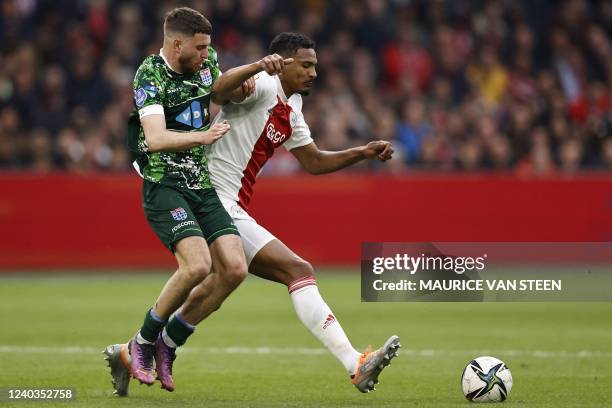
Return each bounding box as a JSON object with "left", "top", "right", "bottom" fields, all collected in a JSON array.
[
  {"left": 211, "top": 54, "right": 294, "bottom": 105},
  {"left": 141, "top": 114, "right": 230, "bottom": 152},
  {"left": 291, "top": 141, "right": 394, "bottom": 175}
]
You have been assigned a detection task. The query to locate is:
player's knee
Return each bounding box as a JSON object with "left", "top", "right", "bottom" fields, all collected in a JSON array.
[
  {"left": 287, "top": 258, "right": 314, "bottom": 281},
  {"left": 221, "top": 259, "right": 248, "bottom": 288},
  {"left": 181, "top": 260, "right": 211, "bottom": 285}
]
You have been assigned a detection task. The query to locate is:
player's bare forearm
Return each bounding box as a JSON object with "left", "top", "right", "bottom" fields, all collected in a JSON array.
[
  {"left": 291, "top": 144, "right": 366, "bottom": 175},
  {"left": 291, "top": 141, "right": 394, "bottom": 175},
  {"left": 211, "top": 63, "right": 260, "bottom": 105},
  {"left": 212, "top": 54, "right": 293, "bottom": 105},
  {"left": 309, "top": 148, "right": 368, "bottom": 174},
  {"left": 146, "top": 130, "right": 209, "bottom": 152},
  {"left": 227, "top": 87, "right": 248, "bottom": 103},
  {"left": 142, "top": 115, "right": 230, "bottom": 152}
]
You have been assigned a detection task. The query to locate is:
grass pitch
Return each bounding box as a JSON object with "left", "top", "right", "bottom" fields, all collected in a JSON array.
[{"left": 0, "top": 271, "right": 611, "bottom": 407}]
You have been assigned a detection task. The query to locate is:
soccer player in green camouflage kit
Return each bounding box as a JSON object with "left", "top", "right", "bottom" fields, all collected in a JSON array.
[{"left": 104, "top": 7, "right": 288, "bottom": 393}]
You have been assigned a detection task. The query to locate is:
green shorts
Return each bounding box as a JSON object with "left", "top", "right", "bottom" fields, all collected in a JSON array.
[{"left": 142, "top": 180, "right": 239, "bottom": 251}]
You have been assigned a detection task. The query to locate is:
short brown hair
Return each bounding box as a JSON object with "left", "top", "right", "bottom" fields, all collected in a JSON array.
[{"left": 164, "top": 7, "right": 212, "bottom": 37}]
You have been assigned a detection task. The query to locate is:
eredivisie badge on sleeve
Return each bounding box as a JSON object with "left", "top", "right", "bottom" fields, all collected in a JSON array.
[
  {"left": 134, "top": 88, "right": 147, "bottom": 107},
  {"left": 290, "top": 111, "right": 298, "bottom": 128},
  {"left": 200, "top": 68, "right": 212, "bottom": 86}
]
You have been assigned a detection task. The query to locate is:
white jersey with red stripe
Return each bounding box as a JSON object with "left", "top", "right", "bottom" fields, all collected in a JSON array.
[{"left": 208, "top": 72, "right": 313, "bottom": 209}]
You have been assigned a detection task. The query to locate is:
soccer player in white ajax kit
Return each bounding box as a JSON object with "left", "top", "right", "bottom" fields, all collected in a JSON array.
[{"left": 106, "top": 32, "right": 399, "bottom": 395}]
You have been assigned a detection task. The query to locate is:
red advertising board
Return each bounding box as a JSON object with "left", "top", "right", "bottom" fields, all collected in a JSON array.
[{"left": 0, "top": 173, "right": 610, "bottom": 268}]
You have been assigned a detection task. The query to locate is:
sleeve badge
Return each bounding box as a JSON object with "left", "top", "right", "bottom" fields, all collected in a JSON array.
[{"left": 134, "top": 88, "right": 147, "bottom": 108}]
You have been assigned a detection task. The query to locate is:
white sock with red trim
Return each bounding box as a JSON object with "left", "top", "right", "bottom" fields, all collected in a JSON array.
[{"left": 288, "top": 276, "right": 361, "bottom": 375}]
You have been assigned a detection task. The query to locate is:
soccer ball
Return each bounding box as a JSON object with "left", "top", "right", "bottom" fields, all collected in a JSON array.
[{"left": 461, "top": 356, "right": 513, "bottom": 402}]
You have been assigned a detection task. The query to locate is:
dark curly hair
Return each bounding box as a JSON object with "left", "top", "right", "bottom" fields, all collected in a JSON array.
[{"left": 269, "top": 32, "right": 315, "bottom": 57}]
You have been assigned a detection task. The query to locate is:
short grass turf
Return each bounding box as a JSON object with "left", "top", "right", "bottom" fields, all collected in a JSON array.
[{"left": 0, "top": 271, "right": 611, "bottom": 407}]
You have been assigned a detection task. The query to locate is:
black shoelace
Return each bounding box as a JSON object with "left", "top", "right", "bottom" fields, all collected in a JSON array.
[
  {"left": 136, "top": 343, "right": 155, "bottom": 369},
  {"left": 161, "top": 348, "right": 176, "bottom": 374}
]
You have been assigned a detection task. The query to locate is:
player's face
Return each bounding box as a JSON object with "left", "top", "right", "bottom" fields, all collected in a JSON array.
[
  {"left": 282, "top": 48, "right": 317, "bottom": 96},
  {"left": 177, "top": 33, "right": 211, "bottom": 75}
]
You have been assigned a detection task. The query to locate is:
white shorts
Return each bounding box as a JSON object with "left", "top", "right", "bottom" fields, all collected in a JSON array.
[{"left": 219, "top": 196, "right": 277, "bottom": 265}]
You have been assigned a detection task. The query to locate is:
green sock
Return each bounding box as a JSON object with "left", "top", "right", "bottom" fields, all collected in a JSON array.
[
  {"left": 165, "top": 313, "right": 195, "bottom": 347},
  {"left": 139, "top": 309, "right": 166, "bottom": 343}
]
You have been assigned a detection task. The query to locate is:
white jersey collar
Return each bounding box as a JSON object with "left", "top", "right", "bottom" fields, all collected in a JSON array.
[{"left": 274, "top": 75, "right": 289, "bottom": 103}]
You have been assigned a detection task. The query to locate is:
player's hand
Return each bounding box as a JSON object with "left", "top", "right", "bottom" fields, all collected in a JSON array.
[
  {"left": 200, "top": 121, "right": 230, "bottom": 145},
  {"left": 257, "top": 54, "right": 294, "bottom": 75},
  {"left": 363, "top": 141, "right": 394, "bottom": 162},
  {"left": 241, "top": 77, "right": 256, "bottom": 97}
]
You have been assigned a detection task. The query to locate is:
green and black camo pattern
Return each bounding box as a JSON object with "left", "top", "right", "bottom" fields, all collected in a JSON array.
[{"left": 127, "top": 46, "right": 221, "bottom": 189}]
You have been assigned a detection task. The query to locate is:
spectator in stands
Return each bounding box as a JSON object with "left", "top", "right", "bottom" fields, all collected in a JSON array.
[{"left": 0, "top": 0, "right": 609, "bottom": 173}]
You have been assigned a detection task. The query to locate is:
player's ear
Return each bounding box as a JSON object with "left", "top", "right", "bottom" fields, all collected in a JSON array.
[{"left": 173, "top": 37, "right": 182, "bottom": 54}]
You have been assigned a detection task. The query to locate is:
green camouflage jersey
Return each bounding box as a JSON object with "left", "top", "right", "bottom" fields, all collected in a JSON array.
[{"left": 127, "top": 46, "right": 221, "bottom": 189}]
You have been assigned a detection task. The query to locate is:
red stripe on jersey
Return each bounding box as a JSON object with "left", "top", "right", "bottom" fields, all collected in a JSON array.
[{"left": 238, "top": 97, "right": 294, "bottom": 210}]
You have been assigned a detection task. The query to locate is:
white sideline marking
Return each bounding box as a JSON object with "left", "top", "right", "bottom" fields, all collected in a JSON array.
[{"left": 1, "top": 346, "right": 611, "bottom": 358}]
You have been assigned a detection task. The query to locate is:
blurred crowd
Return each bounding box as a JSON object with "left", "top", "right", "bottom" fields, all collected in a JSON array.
[{"left": 0, "top": 0, "right": 611, "bottom": 175}]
